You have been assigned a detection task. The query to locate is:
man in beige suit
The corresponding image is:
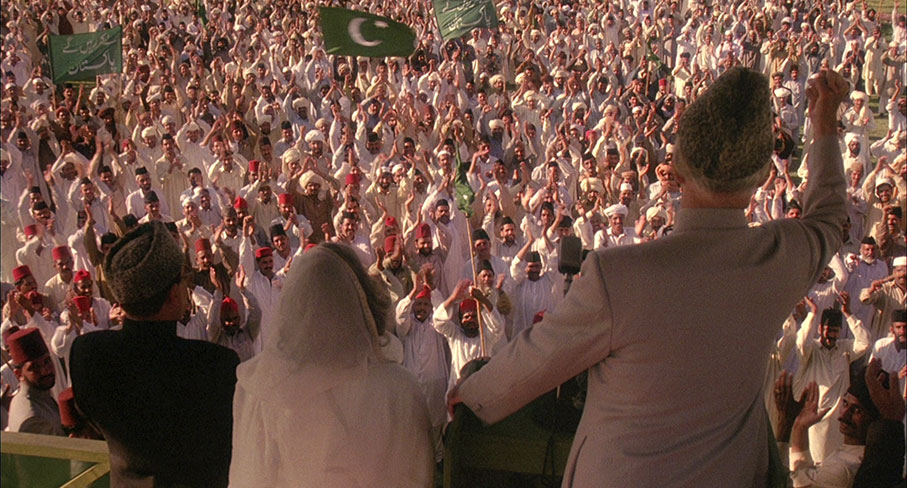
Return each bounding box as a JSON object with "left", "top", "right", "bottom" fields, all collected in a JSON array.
[{"left": 449, "top": 68, "right": 850, "bottom": 487}]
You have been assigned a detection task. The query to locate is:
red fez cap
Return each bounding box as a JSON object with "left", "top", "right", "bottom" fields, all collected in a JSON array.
[
  {"left": 2, "top": 325, "right": 21, "bottom": 344},
  {"left": 304, "top": 243, "right": 318, "bottom": 253},
  {"left": 384, "top": 235, "right": 397, "bottom": 254},
  {"left": 7, "top": 328, "right": 49, "bottom": 365},
  {"left": 72, "top": 295, "right": 92, "bottom": 314},
  {"left": 24, "top": 224, "right": 38, "bottom": 238},
  {"left": 195, "top": 238, "right": 212, "bottom": 253},
  {"left": 658, "top": 78, "right": 667, "bottom": 86},
  {"left": 385, "top": 216, "right": 398, "bottom": 228},
  {"left": 416, "top": 223, "right": 432, "bottom": 239},
  {"left": 278, "top": 193, "right": 293, "bottom": 205},
  {"left": 414, "top": 285, "right": 432, "bottom": 301},
  {"left": 248, "top": 159, "right": 260, "bottom": 172},
  {"left": 233, "top": 197, "right": 248, "bottom": 210},
  {"left": 255, "top": 247, "right": 273, "bottom": 259},
  {"left": 12, "top": 265, "right": 32, "bottom": 282},
  {"left": 73, "top": 269, "right": 92, "bottom": 283},
  {"left": 533, "top": 310, "right": 546, "bottom": 324},
  {"left": 57, "top": 388, "right": 79, "bottom": 428},
  {"left": 52, "top": 246, "right": 72, "bottom": 261},
  {"left": 458, "top": 298, "right": 478, "bottom": 315},
  {"left": 221, "top": 297, "right": 239, "bottom": 315},
  {"left": 345, "top": 172, "right": 360, "bottom": 185}
]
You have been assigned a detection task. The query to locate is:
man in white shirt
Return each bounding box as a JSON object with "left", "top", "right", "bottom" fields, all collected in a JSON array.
[
  {"left": 594, "top": 203, "right": 639, "bottom": 248},
  {"left": 868, "top": 308, "right": 906, "bottom": 396},
  {"left": 844, "top": 237, "right": 890, "bottom": 335},
  {"left": 395, "top": 281, "right": 449, "bottom": 441},
  {"left": 787, "top": 373, "right": 880, "bottom": 488},
  {"left": 794, "top": 296, "right": 870, "bottom": 463},
  {"left": 508, "top": 242, "right": 559, "bottom": 340},
  {"left": 432, "top": 279, "right": 504, "bottom": 389}
]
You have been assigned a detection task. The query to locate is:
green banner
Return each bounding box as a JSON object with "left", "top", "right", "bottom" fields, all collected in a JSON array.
[
  {"left": 49, "top": 27, "right": 123, "bottom": 84},
  {"left": 453, "top": 147, "right": 475, "bottom": 217},
  {"left": 318, "top": 7, "right": 415, "bottom": 57},
  {"left": 432, "top": 0, "right": 499, "bottom": 40}
]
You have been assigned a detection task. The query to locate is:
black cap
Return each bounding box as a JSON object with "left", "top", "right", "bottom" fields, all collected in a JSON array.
[
  {"left": 892, "top": 309, "right": 907, "bottom": 324},
  {"left": 820, "top": 309, "right": 843, "bottom": 328},
  {"left": 472, "top": 228, "right": 490, "bottom": 242},
  {"left": 477, "top": 259, "right": 494, "bottom": 273},
  {"left": 143, "top": 191, "right": 159, "bottom": 204},
  {"left": 847, "top": 366, "right": 881, "bottom": 420},
  {"left": 270, "top": 223, "right": 287, "bottom": 239}
]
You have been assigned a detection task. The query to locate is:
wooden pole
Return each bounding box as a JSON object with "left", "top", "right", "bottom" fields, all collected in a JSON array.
[{"left": 464, "top": 216, "right": 486, "bottom": 357}]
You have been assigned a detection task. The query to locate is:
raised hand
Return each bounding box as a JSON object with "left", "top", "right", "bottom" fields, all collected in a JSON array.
[
  {"left": 805, "top": 69, "right": 849, "bottom": 137},
  {"left": 793, "top": 382, "right": 830, "bottom": 428}
]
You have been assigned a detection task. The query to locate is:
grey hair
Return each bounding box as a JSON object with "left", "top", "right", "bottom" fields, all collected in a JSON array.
[{"left": 676, "top": 67, "right": 773, "bottom": 194}]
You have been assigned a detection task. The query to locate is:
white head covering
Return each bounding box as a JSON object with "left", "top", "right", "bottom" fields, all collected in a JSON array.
[
  {"left": 604, "top": 203, "right": 629, "bottom": 217},
  {"left": 282, "top": 148, "right": 301, "bottom": 163},
  {"left": 236, "top": 245, "right": 386, "bottom": 401},
  {"left": 893, "top": 256, "right": 906, "bottom": 268},
  {"left": 305, "top": 130, "right": 325, "bottom": 143},
  {"left": 299, "top": 170, "right": 324, "bottom": 188}
]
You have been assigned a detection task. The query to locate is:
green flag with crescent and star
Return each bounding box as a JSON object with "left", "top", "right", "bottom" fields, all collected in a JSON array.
[
  {"left": 49, "top": 27, "right": 123, "bottom": 84},
  {"left": 432, "top": 0, "right": 499, "bottom": 41},
  {"left": 318, "top": 7, "right": 415, "bottom": 57}
]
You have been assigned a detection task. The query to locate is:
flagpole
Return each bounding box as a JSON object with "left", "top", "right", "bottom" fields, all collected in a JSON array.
[{"left": 464, "top": 216, "right": 486, "bottom": 357}]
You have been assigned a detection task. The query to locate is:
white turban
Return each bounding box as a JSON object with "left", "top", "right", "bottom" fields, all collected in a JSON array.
[
  {"left": 141, "top": 127, "right": 157, "bottom": 139},
  {"left": 604, "top": 204, "right": 628, "bottom": 217},
  {"left": 580, "top": 178, "right": 605, "bottom": 195},
  {"left": 282, "top": 148, "right": 301, "bottom": 163},
  {"left": 646, "top": 206, "right": 667, "bottom": 221},
  {"left": 299, "top": 170, "right": 324, "bottom": 188},
  {"left": 305, "top": 130, "right": 325, "bottom": 143},
  {"left": 619, "top": 183, "right": 634, "bottom": 193}
]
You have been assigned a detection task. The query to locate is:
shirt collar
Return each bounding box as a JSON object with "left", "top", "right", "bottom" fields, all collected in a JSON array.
[{"left": 672, "top": 208, "right": 749, "bottom": 234}]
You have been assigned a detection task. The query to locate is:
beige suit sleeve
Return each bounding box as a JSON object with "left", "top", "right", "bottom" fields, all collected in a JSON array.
[
  {"left": 795, "top": 135, "right": 848, "bottom": 285},
  {"left": 458, "top": 251, "right": 613, "bottom": 424}
]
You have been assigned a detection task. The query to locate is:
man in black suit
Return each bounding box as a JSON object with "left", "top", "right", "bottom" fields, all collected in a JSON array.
[{"left": 70, "top": 221, "right": 240, "bottom": 487}]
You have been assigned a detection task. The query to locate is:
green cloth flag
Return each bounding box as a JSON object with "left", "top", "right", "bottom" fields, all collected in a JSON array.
[
  {"left": 318, "top": 7, "right": 415, "bottom": 57},
  {"left": 48, "top": 27, "right": 123, "bottom": 84},
  {"left": 432, "top": 0, "right": 499, "bottom": 41},
  {"left": 453, "top": 147, "right": 475, "bottom": 217},
  {"left": 197, "top": 0, "right": 208, "bottom": 26}
]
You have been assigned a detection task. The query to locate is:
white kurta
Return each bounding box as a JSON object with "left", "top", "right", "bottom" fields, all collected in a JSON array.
[
  {"left": 508, "top": 256, "right": 560, "bottom": 340},
  {"left": 794, "top": 312, "right": 870, "bottom": 463},
  {"left": 842, "top": 259, "right": 889, "bottom": 337},
  {"left": 240, "top": 236, "right": 283, "bottom": 353},
  {"left": 869, "top": 337, "right": 906, "bottom": 397},
  {"left": 432, "top": 301, "right": 504, "bottom": 389},
  {"left": 395, "top": 294, "right": 449, "bottom": 430}
]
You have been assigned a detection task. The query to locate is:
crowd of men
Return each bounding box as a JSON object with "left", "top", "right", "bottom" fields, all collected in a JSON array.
[{"left": 0, "top": 0, "right": 904, "bottom": 485}]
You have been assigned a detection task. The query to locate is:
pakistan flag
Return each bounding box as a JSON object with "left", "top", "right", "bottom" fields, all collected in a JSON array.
[{"left": 318, "top": 8, "right": 416, "bottom": 57}]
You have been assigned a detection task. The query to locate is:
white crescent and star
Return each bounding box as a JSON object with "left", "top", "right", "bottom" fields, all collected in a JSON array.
[{"left": 348, "top": 18, "right": 388, "bottom": 47}]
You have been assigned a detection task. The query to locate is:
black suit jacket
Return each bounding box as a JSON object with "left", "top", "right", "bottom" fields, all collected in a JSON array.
[{"left": 70, "top": 319, "right": 240, "bottom": 487}]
